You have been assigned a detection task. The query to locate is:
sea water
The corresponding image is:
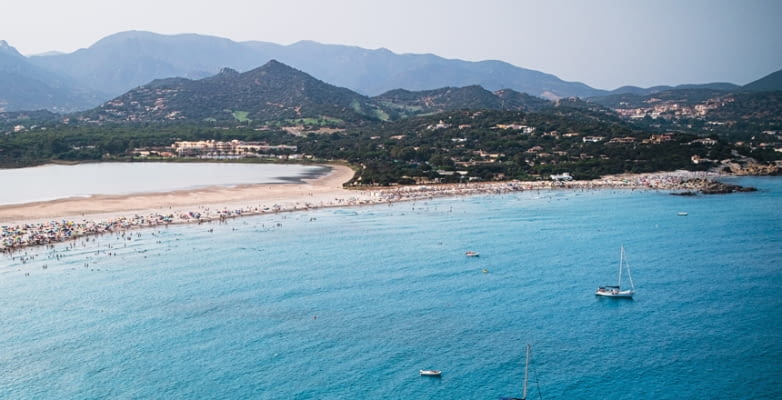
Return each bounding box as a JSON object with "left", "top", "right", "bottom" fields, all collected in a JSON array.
[{"left": 1, "top": 177, "right": 780, "bottom": 399}]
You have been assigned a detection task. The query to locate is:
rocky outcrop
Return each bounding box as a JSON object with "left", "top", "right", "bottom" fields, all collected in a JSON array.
[
  {"left": 720, "top": 160, "right": 779, "bottom": 176},
  {"left": 679, "top": 178, "right": 757, "bottom": 195}
]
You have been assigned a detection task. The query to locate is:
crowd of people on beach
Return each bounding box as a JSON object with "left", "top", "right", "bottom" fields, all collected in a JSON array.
[
  {"left": 1, "top": 198, "right": 376, "bottom": 253},
  {"left": 1, "top": 171, "right": 717, "bottom": 253}
]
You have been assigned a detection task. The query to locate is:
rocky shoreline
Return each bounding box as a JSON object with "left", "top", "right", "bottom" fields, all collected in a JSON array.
[{"left": 672, "top": 178, "right": 758, "bottom": 195}]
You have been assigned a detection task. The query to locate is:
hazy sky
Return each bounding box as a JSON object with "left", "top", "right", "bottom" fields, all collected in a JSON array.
[{"left": 3, "top": 0, "right": 781, "bottom": 90}]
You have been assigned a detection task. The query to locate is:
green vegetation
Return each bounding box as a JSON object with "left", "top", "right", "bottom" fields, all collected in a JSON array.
[
  {"left": 1, "top": 60, "right": 778, "bottom": 183},
  {"left": 282, "top": 117, "right": 344, "bottom": 126},
  {"left": 0, "top": 125, "right": 292, "bottom": 168},
  {"left": 2, "top": 108, "right": 763, "bottom": 185},
  {"left": 590, "top": 90, "right": 782, "bottom": 143},
  {"left": 232, "top": 111, "right": 251, "bottom": 123},
  {"left": 299, "top": 109, "right": 734, "bottom": 185}
]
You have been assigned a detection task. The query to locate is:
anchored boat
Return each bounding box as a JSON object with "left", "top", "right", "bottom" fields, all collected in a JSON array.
[{"left": 595, "top": 245, "right": 635, "bottom": 298}]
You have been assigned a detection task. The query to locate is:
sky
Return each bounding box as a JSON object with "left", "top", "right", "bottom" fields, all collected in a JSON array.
[{"left": 3, "top": 0, "right": 781, "bottom": 90}]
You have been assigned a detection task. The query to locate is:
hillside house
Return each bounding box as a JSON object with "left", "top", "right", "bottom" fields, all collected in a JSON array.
[
  {"left": 582, "top": 136, "right": 604, "bottom": 143},
  {"left": 607, "top": 137, "right": 637, "bottom": 144},
  {"left": 428, "top": 120, "right": 451, "bottom": 130},
  {"left": 690, "top": 138, "right": 718, "bottom": 146},
  {"left": 649, "top": 134, "right": 673, "bottom": 143}
]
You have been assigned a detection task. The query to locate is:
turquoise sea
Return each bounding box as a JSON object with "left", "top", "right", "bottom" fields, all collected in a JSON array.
[{"left": 1, "top": 176, "right": 781, "bottom": 399}]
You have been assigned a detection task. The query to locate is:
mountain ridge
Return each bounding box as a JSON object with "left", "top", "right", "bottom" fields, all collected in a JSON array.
[
  {"left": 1, "top": 30, "right": 779, "bottom": 113},
  {"left": 0, "top": 40, "right": 104, "bottom": 112},
  {"left": 77, "top": 60, "right": 560, "bottom": 125},
  {"left": 80, "top": 60, "right": 386, "bottom": 123},
  {"left": 9, "top": 30, "right": 610, "bottom": 112},
  {"left": 743, "top": 68, "right": 782, "bottom": 92}
]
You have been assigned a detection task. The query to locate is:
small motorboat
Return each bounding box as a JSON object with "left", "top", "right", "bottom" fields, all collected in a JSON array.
[
  {"left": 465, "top": 251, "right": 479, "bottom": 257},
  {"left": 419, "top": 369, "right": 442, "bottom": 377}
]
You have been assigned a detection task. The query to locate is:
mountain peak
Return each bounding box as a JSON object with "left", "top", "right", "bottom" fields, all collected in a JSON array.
[
  {"left": 0, "top": 40, "right": 22, "bottom": 57},
  {"left": 218, "top": 67, "right": 239, "bottom": 75},
  {"left": 244, "top": 59, "right": 307, "bottom": 79},
  {"left": 92, "top": 30, "right": 159, "bottom": 46},
  {"left": 83, "top": 59, "right": 377, "bottom": 123},
  {"left": 743, "top": 68, "right": 782, "bottom": 92},
  {"left": 261, "top": 59, "right": 292, "bottom": 70}
]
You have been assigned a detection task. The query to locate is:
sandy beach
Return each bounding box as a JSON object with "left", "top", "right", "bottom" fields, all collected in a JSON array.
[
  {"left": 1, "top": 166, "right": 723, "bottom": 251},
  {"left": 0, "top": 164, "right": 367, "bottom": 224}
]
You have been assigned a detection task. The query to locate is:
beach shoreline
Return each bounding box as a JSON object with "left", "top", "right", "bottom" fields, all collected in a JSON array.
[{"left": 0, "top": 166, "right": 735, "bottom": 252}]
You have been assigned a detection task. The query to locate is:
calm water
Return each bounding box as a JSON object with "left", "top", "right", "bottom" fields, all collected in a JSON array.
[
  {"left": 0, "top": 163, "right": 329, "bottom": 206},
  {"left": 1, "top": 177, "right": 780, "bottom": 399}
]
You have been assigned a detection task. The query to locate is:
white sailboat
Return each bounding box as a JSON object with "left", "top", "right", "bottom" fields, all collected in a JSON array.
[
  {"left": 595, "top": 245, "right": 635, "bottom": 298},
  {"left": 501, "top": 344, "right": 533, "bottom": 400}
]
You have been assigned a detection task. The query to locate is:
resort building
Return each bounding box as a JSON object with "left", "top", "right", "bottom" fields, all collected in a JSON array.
[{"left": 171, "top": 140, "right": 297, "bottom": 158}]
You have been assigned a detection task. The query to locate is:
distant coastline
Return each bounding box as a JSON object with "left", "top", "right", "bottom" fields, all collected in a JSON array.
[{"left": 0, "top": 166, "right": 758, "bottom": 253}]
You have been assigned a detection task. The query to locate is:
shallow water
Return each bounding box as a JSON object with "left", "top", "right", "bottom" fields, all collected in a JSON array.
[{"left": 1, "top": 177, "right": 780, "bottom": 399}]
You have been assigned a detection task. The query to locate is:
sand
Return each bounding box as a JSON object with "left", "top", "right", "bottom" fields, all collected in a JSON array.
[
  {"left": 1, "top": 166, "right": 723, "bottom": 251},
  {"left": 0, "top": 164, "right": 372, "bottom": 226}
]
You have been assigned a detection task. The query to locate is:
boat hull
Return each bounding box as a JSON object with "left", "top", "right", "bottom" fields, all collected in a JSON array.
[{"left": 595, "top": 288, "right": 634, "bottom": 298}]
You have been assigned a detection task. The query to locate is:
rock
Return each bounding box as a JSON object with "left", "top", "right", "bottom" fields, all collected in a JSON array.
[
  {"left": 683, "top": 178, "right": 757, "bottom": 195},
  {"left": 671, "top": 191, "right": 697, "bottom": 196},
  {"left": 721, "top": 160, "right": 779, "bottom": 176}
]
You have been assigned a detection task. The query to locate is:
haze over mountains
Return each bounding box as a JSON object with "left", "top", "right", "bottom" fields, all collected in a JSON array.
[
  {"left": 3, "top": 30, "right": 779, "bottom": 113},
  {"left": 0, "top": 40, "right": 103, "bottom": 111}
]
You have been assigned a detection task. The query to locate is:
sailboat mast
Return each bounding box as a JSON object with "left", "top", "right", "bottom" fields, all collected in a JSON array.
[
  {"left": 617, "top": 245, "right": 625, "bottom": 287},
  {"left": 625, "top": 247, "right": 635, "bottom": 290},
  {"left": 522, "top": 344, "right": 531, "bottom": 400}
]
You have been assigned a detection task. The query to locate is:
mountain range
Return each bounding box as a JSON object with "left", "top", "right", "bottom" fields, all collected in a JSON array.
[
  {"left": 0, "top": 40, "right": 102, "bottom": 112},
  {"left": 79, "top": 60, "right": 552, "bottom": 124},
  {"left": 3, "top": 30, "right": 778, "bottom": 113}
]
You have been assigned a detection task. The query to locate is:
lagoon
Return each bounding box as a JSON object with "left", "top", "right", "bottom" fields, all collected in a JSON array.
[{"left": 0, "top": 162, "right": 328, "bottom": 206}]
